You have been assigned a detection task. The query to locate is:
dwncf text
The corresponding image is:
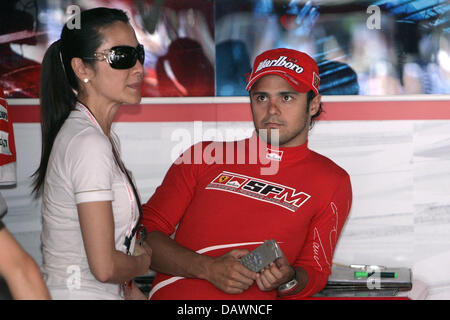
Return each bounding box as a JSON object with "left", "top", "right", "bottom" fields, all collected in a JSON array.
[{"left": 177, "top": 304, "right": 273, "bottom": 317}]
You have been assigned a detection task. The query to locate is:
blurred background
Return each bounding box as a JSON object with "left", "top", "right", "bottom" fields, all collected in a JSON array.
[{"left": 0, "top": 0, "right": 448, "bottom": 98}]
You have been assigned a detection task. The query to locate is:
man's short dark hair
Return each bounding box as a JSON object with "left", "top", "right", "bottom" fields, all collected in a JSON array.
[{"left": 307, "top": 90, "right": 322, "bottom": 129}]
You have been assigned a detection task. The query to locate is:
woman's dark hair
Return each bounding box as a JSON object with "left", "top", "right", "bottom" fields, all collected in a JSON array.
[{"left": 32, "top": 7, "right": 129, "bottom": 197}]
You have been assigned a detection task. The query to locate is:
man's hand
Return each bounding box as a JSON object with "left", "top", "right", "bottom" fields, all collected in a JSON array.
[
  {"left": 204, "top": 249, "right": 258, "bottom": 294},
  {"left": 255, "top": 256, "right": 295, "bottom": 292},
  {"left": 133, "top": 241, "right": 152, "bottom": 258}
]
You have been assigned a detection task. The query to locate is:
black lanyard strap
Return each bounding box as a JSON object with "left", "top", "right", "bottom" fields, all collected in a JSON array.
[
  {"left": 79, "top": 102, "right": 145, "bottom": 254},
  {"left": 109, "top": 137, "right": 144, "bottom": 254}
]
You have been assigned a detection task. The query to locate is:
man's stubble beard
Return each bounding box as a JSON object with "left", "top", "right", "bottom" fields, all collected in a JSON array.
[{"left": 252, "top": 109, "right": 310, "bottom": 147}]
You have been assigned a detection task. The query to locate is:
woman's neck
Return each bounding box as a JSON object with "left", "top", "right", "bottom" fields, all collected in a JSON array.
[{"left": 77, "top": 95, "right": 120, "bottom": 137}]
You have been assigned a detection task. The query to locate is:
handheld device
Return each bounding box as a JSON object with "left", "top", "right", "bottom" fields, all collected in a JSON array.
[{"left": 239, "top": 240, "right": 284, "bottom": 272}]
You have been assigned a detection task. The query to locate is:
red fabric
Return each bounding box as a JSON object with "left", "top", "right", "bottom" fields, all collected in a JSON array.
[
  {"left": 142, "top": 134, "right": 352, "bottom": 299},
  {"left": 0, "top": 85, "right": 16, "bottom": 166},
  {"left": 246, "top": 48, "right": 320, "bottom": 94}
]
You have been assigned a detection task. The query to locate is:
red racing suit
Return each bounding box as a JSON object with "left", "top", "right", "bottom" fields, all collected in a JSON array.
[{"left": 142, "top": 134, "right": 352, "bottom": 299}]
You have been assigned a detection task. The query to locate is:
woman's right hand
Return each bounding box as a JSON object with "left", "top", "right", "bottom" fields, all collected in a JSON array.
[{"left": 134, "top": 242, "right": 152, "bottom": 274}]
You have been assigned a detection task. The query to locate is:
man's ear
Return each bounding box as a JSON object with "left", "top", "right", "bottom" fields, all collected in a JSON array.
[
  {"left": 71, "top": 57, "right": 94, "bottom": 83},
  {"left": 309, "top": 94, "right": 322, "bottom": 117}
]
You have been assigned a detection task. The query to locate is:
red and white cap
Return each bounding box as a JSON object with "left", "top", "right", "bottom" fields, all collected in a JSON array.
[{"left": 246, "top": 48, "right": 320, "bottom": 95}]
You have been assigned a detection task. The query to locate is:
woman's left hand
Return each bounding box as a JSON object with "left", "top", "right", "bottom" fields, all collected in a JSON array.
[{"left": 123, "top": 280, "right": 148, "bottom": 300}]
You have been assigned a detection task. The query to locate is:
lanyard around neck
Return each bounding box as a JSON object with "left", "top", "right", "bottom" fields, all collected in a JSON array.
[{"left": 75, "top": 101, "right": 143, "bottom": 254}]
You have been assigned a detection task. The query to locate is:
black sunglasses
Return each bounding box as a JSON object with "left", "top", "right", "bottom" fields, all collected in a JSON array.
[{"left": 84, "top": 44, "right": 145, "bottom": 69}]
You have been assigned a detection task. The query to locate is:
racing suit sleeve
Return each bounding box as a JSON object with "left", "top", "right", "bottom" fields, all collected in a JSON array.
[
  {"left": 280, "top": 172, "right": 352, "bottom": 299},
  {"left": 141, "top": 143, "right": 201, "bottom": 236}
]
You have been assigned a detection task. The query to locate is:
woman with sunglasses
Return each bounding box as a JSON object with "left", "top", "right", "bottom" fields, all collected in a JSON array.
[{"left": 32, "top": 7, "right": 151, "bottom": 300}]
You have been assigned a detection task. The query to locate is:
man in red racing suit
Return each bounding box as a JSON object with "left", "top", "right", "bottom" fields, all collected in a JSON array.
[{"left": 142, "top": 48, "right": 352, "bottom": 300}]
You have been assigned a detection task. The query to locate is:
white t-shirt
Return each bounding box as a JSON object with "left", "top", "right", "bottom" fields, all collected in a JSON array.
[{"left": 41, "top": 102, "right": 139, "bottom": 300}]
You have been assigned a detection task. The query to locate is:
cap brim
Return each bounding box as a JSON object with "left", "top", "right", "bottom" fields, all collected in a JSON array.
[{"left": 246, "top": 70, "right": 314, "bottom": 94}]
